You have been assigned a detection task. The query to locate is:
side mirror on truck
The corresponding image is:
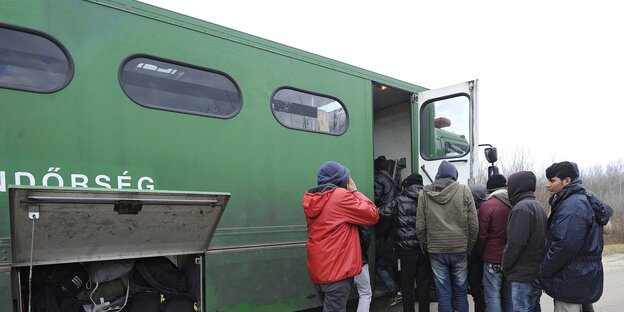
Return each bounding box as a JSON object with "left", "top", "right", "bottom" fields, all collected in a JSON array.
[
  {"left": 482, "top": 146, "right": 500, "bottom": 178},
  {"left": 484, "top": 147, "right": 498, "bottom": 163}
]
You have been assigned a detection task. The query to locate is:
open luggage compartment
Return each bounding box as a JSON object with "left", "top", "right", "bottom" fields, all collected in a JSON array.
[{"left": 8, "top": 187, "right": 229, "bottom": 312}]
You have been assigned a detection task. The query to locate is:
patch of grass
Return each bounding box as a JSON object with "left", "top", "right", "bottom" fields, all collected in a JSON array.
[{"left": 604, "top": 243, "right": 624, "bottom": 254}]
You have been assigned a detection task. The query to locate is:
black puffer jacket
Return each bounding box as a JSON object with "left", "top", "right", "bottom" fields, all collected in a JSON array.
[
  {"left": 378, "top": 183, "right": 424, "bottom": 255},
  {"left": 358, "top": 226, "right": 372, "bottom": 264},
  {"left": 374, "top": 171, "right": 398, "bottom": 208},
  {"left": 374, "top": 170, "right": 399, "bottom": 237}
]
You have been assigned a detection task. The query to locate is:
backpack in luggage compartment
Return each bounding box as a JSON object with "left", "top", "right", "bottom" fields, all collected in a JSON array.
[
  {"left": 30, "top": 264, "right": 87, "bottom": 312},
  {"left": 131, "top": 257, "right": 187, "bottom": 296},
  {"left": 31, "top": 263, "right": 88, "bottom": 299}
]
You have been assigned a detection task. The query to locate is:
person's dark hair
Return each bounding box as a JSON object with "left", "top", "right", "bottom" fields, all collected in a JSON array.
[
  {"left": 545, "top": 161, "right": 578, "bottom": 181},
  {"left": 374, "top": 156, "right": 388, "bottom": 171},
  {"left": 401, "top": 173, "right": 423, "bottom": 189},
  {"left": 486, "top": 174, "right": 507, "bottom": 192}
]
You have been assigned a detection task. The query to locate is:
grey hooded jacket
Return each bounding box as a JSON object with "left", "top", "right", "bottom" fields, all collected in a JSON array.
[{"left": 416, "top": 178, "right": 478, "bottom": 253}]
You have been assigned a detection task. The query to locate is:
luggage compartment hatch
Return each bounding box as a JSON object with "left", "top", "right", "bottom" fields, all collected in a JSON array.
[{"left": 9, "top": 186, "right": 229, "bottom": 267}]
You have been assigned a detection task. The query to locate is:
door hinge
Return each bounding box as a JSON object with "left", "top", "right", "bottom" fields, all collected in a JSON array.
[{"left": 411, "top": 93, "right": 418, "bottom": 104}]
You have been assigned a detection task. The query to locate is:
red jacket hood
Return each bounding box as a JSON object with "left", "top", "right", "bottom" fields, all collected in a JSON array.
[{"left": 303, "top": 184, "right": 338, "bottom": 218}]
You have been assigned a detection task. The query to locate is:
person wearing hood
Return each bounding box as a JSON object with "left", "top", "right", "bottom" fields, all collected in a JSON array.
[
  {"left": 501, "top": 171, "right": 547, "bottom": 312},
  {"left": 478, "top": 174, "right": 513, "bottom": 312},
  {"left": 379, "top": 173, "right": 431, "bottom": 312},
  {"left": 303, "top": 161, "right": 379, "bottom": 312},
  {"left": 416, "top": 161, "right": 478, "bottom": 312},
  {"left": 539, "top": 161, "right": 613, "bottom": 312}
]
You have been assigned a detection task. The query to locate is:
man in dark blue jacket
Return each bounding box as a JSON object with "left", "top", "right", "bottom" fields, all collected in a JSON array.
[{"left": 539, "top": 161, "right": 613, "bottom": 311}]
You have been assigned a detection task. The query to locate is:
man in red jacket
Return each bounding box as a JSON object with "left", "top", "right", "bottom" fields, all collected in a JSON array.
[
  {"left": 477, "top": 174, "right": 512, "bottom": 312},
  {"left": 303, "top": 161, "right": 379, "bottom": 312}
]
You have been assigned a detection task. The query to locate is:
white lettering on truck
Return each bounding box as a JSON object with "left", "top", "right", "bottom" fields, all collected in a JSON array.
[{"left": 0, "top": 168, "right": 156, "bottom": 192}]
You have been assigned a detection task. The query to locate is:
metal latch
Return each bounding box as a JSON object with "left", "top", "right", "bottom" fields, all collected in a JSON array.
[{"left": 28, "top": 206, "right": 40, "bottom": 220}]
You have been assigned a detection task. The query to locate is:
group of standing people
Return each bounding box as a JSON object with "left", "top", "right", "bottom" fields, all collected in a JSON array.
[
  {"left": 303, "top": 159, "right": 612, "bottom": 312},
  {"left": 475, "top": 170, "right": 546, "bottom": 312},
  {"left": 472, "top": 161, "right": 613, "bottom": 312}
]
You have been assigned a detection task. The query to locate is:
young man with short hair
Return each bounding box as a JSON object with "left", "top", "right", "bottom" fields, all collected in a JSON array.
[{"left": 539, "top": 162, "right": 612, "bottom": 312}]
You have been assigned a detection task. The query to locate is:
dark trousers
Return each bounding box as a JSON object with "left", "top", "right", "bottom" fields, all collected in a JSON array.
[
  {"left": 315, "top": 277, "right": 353, "bottom": 312},
  {"left": 468, "top": 251, "right": 486, "bottom": 312},
  {"left": 399, "top": 252, "right": 431, "bottom": 312}
]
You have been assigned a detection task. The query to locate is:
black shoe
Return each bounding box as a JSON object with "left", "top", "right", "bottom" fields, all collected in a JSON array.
[{"left": 388, "top": 291, "right": 403, "bottom": 307}]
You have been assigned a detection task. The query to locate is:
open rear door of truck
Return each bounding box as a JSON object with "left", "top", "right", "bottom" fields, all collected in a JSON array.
[{"left": 414, "top": 80, "right": 478, "bottom": 185}]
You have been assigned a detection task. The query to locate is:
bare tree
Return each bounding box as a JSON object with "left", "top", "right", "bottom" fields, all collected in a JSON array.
[
  {"left": 475, "top": 147, "right": 535, "bottom": 183},
  {"left": 498, "top": 147, "right": 535, "bottom": 174}
]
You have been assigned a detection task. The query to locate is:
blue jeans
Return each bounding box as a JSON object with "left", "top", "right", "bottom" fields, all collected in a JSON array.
[
  {"left": 483, "top": 262, "right": 512, "bottom": 312},
  {"left": 429, "top": 252, "right": 469, "bottom": 312},
  {"left": 376, "top": 266, "right": 399, "bottom": 293},
  {"left": 510, "top": 281, "right": 542, "bottom": 312}
]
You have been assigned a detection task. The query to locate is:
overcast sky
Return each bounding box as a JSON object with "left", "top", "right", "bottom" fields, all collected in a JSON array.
[{"left": 143, "top": 0, "right": 623, "bottom": 171}]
